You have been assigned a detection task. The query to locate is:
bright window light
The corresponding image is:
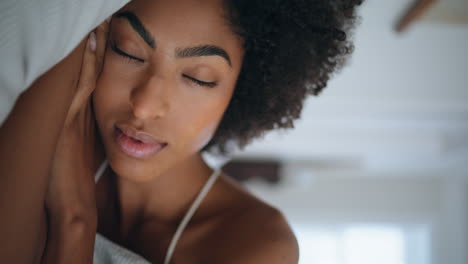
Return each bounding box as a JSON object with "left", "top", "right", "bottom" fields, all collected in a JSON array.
[
  {"left": 294, "top": 224, "right": 429, "bottom": 264},
  {"left": 299, "top": 229, "right": 340, "bottom": 264},
  {"left": 344, "top": 226, "right": 404, "bottom": 264}
]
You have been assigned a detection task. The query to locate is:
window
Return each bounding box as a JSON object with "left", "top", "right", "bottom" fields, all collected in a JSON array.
[{"left": 294, "top": 223, "right": 430, "bottom": 264}]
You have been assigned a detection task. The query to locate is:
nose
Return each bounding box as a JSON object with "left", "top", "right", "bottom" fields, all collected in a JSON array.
[{"left": 130, "top": 76, "right": 171, "bottom": 120}]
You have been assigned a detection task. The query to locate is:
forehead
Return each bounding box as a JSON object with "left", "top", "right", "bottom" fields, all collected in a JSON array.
[{"left": 119, "top": 0, "right": 243, "bottom": 62}]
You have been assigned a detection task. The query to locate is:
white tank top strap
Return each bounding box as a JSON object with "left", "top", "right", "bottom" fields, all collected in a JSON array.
[
  {"left": 93, "top": 160, "right": 222, "bottom": 264},
  {"left": 163, "top": 168, "right": 222, "bottom": 264},
  {"left": 95, "top": 159, "right": 109, "bottom": 183}
]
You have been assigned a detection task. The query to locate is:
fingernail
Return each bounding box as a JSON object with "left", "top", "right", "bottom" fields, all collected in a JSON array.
[{"left": 89, "top": 32, "right": 96, "bottom": 52}]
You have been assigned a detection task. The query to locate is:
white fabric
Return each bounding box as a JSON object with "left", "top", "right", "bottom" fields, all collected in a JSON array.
[
  {"left": 0, "top": 0, "right": 130, "bottom": 124},
  {"left": 94, "top": 233, "right": 152, "bottom": 264},
  {"left": 93, "top": 160, "right": 222, "bottom": 264}
]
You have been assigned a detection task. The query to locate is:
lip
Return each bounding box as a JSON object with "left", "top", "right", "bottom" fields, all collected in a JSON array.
[{"left": 113, "top": 124, "right": 168, "bottom": 159}]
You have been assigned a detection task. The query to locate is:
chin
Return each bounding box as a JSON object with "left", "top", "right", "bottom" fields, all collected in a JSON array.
[{"left": 106, "top": 153, "right": 163, "bottom": 183}]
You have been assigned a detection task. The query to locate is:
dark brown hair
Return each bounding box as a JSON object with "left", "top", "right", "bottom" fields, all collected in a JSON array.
[{"left": 204, "top": 0, "right": 363, "bottom": 153}]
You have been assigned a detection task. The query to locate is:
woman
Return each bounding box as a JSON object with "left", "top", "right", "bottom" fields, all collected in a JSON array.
[{"left": 1, "top": 0, "right": 362, "bottom": 263}]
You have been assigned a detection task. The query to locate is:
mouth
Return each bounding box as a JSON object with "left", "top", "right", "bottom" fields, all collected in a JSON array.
[{"left": 113, "top": 124, "right": 168, "bottom": 159}]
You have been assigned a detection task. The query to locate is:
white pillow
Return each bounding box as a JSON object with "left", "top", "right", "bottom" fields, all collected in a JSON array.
[{"left": 0, "top": 0, "right": 130, "bottom": 124}]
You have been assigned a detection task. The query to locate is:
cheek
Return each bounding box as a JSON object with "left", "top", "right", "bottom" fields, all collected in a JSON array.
[
  {"left": 182, "top": 86, "right": 236, "bottom": 152},
  {"left": 175, "top": 97, "right": 228, "bottom": 152},
  {"left": 93, "top": 73, "right": 113, "bottom": 122},
  {"left": 92, "top": 79, "right": 107, "bottom": 123},
  {"left": 93, "top": 60, "right": 134, "bottom": 113},
  {"left": 190, "top": 119, "right": 219, "bottom": 151},
  {"left": 92, "top": 66, "right": 131, "bottom": 135}
]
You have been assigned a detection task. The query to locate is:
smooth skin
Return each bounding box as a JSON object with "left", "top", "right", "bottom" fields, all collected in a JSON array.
[
  {"left": 0, "top": 0, "right": 299, "bottom": 263},
  {"left": 93, "top": 1, "right": 298, "bottom": 263},
  {"left": 0, "top": 29, "right": 103, "bottom": 264},
  {"left": 41, "top": 20, "right": 110, "bottom": 264}
]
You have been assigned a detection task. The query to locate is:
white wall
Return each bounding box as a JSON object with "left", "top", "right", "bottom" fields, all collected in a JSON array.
[{"left": 433, "top": 175, "right": 468, "bottom": 264}]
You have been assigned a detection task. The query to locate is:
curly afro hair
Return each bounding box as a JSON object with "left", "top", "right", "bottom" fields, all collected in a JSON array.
[{"left": 203, "top": 0, "right": 363, "bottom": 154}]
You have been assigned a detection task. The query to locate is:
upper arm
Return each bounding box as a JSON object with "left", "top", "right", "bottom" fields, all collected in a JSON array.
[
  {"left": 32, "top": 209, "right": 48, "bottom": 264},
  {"left": 208, "top": 208, "right": 299, "bottom": 264},
  {"left": 0, "top": 38, "right": 87, "bottom": 264}
]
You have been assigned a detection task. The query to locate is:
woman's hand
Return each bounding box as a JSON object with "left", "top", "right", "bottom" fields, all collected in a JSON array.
[
  {"left": 40, "top": 20, "right": 110, "bottom": 264},
  {"left": 45, "top": 20, "right": 109, "bottom": 227}
]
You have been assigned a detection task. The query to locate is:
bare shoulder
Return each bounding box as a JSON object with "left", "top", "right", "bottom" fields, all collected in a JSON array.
[{"left": 202, "top": 175, "right": 299, "bottom": 264}]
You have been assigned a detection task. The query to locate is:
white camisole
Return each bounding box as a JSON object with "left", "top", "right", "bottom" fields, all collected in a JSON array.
[{"left": 93, "top": 160, "right": 222, "bottom": 264}]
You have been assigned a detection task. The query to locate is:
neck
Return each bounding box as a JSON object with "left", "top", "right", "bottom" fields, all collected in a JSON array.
[{"left": 107, "top": 153, "right": 214, "bottom": 240}]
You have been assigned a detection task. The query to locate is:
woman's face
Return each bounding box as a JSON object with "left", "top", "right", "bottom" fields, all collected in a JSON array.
[{"left": 93, "top": 0, "right": 244, "bottom": 181}]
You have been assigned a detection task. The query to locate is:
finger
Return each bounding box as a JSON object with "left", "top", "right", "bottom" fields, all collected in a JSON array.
[
  {"left": 95, "top": 19, "right": 110, "bottom": 74},
  {"left": 78, "top": 32, "right": 98, "bottom": 97},
  {"left": 68, "top": 32, "right": 98, "bottom": 118}
]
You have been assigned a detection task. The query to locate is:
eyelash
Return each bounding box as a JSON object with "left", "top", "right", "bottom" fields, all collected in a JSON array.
[
  {"left": 110, "top": 41, "right": 144, "bottom": 63},
  {"left": 110, "top": 41, "right": 218, "bottom": 88},
  {"left": 182, "top": 74, "right": 217, "bottom": 88}
]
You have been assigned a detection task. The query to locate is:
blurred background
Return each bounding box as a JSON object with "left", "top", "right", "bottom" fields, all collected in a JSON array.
[{"left": 210, "top": 0, "right": 468, "bottom": 263}]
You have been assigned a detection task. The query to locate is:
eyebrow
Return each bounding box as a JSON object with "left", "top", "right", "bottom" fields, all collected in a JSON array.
[
  {"left": 115, "top": 11, "right": 231, "bottom": 67},
  {"left": 175, "top": 45, "right": 232, "bottom": 67},
  {"left": 115, "top": 11, "right": 155, "bottom": 49}
]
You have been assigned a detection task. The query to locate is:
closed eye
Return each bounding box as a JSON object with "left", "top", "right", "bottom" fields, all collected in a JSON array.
[
  {"left": 182, "top": 74, "right": 217, "bottom": 88},
  {"left": 110, "top": 40, "right": 216, "bottom": 87},
  {"left": 110, "top": 41, "right": 144, "bottom": 63}
]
